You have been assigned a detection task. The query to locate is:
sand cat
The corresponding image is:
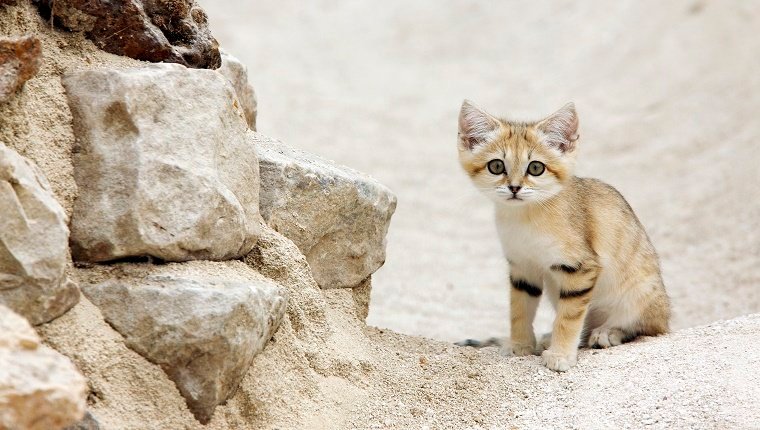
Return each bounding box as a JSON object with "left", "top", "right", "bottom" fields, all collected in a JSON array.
[{"left": 457, "top": 101, "right": 670, "bottom": 372}]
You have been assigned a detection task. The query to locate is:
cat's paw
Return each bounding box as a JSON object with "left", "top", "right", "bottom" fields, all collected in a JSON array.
[
  {"left": 511, "top": 342, "right": 536, "bottom": 357},
  {"left": 541, "top": 349, "right": 577, "bottom": 372},
  {"left": 588, "top": 327, "right": 625, "bottom": 349},
  {"left": 537, "top": 332, "right": 552, "bottom": 353}
]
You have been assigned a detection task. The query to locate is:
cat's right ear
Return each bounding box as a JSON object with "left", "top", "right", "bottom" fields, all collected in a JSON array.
[{"left": 458, "top": 100, "right": 501, "bottom": 150}]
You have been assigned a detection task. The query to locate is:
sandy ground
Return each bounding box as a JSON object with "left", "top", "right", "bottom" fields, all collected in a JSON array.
[
  {"left": 353, "top": 314, "right": 760, "bottom": 430},
  {"left": 204, "top": 0, "right": 760, "bottom": 342}
]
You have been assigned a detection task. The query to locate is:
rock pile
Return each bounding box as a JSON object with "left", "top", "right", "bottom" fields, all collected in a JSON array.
[{"left": 0, "top": 5, "right": 396, "bottom": 425}]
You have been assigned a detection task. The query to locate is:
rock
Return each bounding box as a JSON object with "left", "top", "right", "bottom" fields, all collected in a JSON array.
[
  {"left": 63, "top": 411, "right": 100, "bottom": 430},
  {"left": 81, "top": 274, "right": 287, "bottom": 424},
  {"left": 64, "top": 63, "right": 261, "bottom": 263},
  {"left": 0, "top": 35, "right": 42, "bottom": 103},
  {"left": 217, "top": 50, "right": 257, "bottom": 130},
  {"left": 256, "top": 134, "right": 397, "bottom": 288},
  {"left": 34, "top": 0, "right": 220, "bottom": 69},
  {"left": 0, "top": 144, "right": 79, "bottom": 325},
  {"left": 0, "top": 305, "right": 87, "bottom": 430}
]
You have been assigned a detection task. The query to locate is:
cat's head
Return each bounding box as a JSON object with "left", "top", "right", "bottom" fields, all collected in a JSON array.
[{"left": 457, "top": 100, "right": 579, "bottom": 207}]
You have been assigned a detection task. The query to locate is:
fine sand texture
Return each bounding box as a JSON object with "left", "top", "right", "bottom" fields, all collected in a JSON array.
[{"left": 204, "top": 0, "right": 760, "bottom": 342}]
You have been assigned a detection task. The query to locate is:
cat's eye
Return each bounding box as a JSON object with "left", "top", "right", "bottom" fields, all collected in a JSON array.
[
  {"left": 487, "top": 159, "right": 506, "bottom": 175},
  {"left": 527, "top": 161, "right": 545, "bottom": 176}
]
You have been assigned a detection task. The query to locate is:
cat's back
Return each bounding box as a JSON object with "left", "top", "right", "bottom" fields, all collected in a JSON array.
[
  {"left": 571, "top": 176, "right": 661, "bottom": 280},
  {"left": 571, "top": 176, "right": 646, "bottom": 234},
  {"left": 573, "top": 176, "right": 632, "bottom": 205}
]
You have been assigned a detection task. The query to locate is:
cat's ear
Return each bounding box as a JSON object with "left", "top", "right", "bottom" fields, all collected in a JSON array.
[
  {"left": 458, "top": 100, "right": 501, "bottom": 150},
  {"left": 537, "top": 102, "right": 579, "bottom": 153}
]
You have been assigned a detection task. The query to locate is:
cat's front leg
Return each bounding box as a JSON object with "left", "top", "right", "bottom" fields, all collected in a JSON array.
[
  {"left": 542, "top": 260, "right": 600, "bottom": 371},
  {"left": 509, "top": 270, "right": 542, "bottom": 356}
]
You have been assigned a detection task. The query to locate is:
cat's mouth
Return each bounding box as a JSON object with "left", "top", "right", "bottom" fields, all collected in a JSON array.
[{"left": 494, "top": 188, "right": 527, "bottom": 203}]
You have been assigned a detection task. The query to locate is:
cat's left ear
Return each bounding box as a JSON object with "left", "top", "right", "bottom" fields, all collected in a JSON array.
[
  {"left": 537, "top": 103, "right": 579, "bottom": 153},
  {"left": 458, "top": 100, "right": 501, "bottom": 150}
]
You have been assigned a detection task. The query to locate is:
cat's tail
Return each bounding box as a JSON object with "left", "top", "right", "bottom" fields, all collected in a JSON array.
[{"left": 454, "top": 337, "right": 504, "bottom": 348}]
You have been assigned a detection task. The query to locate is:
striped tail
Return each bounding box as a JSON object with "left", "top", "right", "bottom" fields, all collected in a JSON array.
[{"left": 454, "top": 337, "right": 503, "bottom": 348}]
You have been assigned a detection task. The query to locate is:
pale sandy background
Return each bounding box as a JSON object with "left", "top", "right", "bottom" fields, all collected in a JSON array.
[{"left": 204, "top": 1, "right": 760, "bottom": 342}]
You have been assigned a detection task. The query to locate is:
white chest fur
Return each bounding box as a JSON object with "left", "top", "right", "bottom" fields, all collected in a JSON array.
[{"left": 494, "top": 207, "right": 564, "bottom": 271}]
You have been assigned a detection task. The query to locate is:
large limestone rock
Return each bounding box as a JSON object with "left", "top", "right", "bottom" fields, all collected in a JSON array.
[
  {"left": 82, "top": 274, "right": 287, "bottom": 424},
  {"left": 0, "top": 305, "right": 87, "bottom": 430},
  {"left": 0, "top": 144, "right": 79, "bottom": 325},
  {"left": 0, "top": 35, "right": 41, "bottom": 103},
  {"left": 217, "top": 50, "right": 257, "bottom": 130},
  {"left": 34, "top": 0, "right": 220, "bottom": 69},
  {"left": 256, "top": 134, "right": 397, "bottom": 288},
  {"left": 64, "top": 63, "right": 261, "bottom": 263}
]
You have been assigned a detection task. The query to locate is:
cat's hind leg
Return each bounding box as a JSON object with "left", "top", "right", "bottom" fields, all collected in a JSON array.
[
  {"left": 588, "top": 327, "right": 635, "bottom": 348},
  {"left": 586, "top": 302, "right": 639, "bottom": 348},
  {"left": 536, "top": 332, "right": 552, "bottom": 353},
  {"left": 587, "top": 278, "right": 669, "bottom": 349}
]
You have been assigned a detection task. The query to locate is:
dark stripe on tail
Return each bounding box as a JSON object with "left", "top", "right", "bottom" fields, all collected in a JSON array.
[
  {"left": 559, "top": 286, "right": 594, "bottom": 299},
  {"left": 455, "top": 337, "right": 502, "bottom": 348},
  {"left": 511, "top": 278, "right": 542, "bottom": 297}
]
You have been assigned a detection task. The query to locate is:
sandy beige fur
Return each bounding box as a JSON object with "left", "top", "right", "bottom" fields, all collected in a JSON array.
[{"left": 458, "top": 101, "right": 670, "bottom": 371}]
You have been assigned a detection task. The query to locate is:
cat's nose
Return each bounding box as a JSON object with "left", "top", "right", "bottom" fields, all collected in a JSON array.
[{"left": 508, "top": 185, "right": 522, "bottom": 194}]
